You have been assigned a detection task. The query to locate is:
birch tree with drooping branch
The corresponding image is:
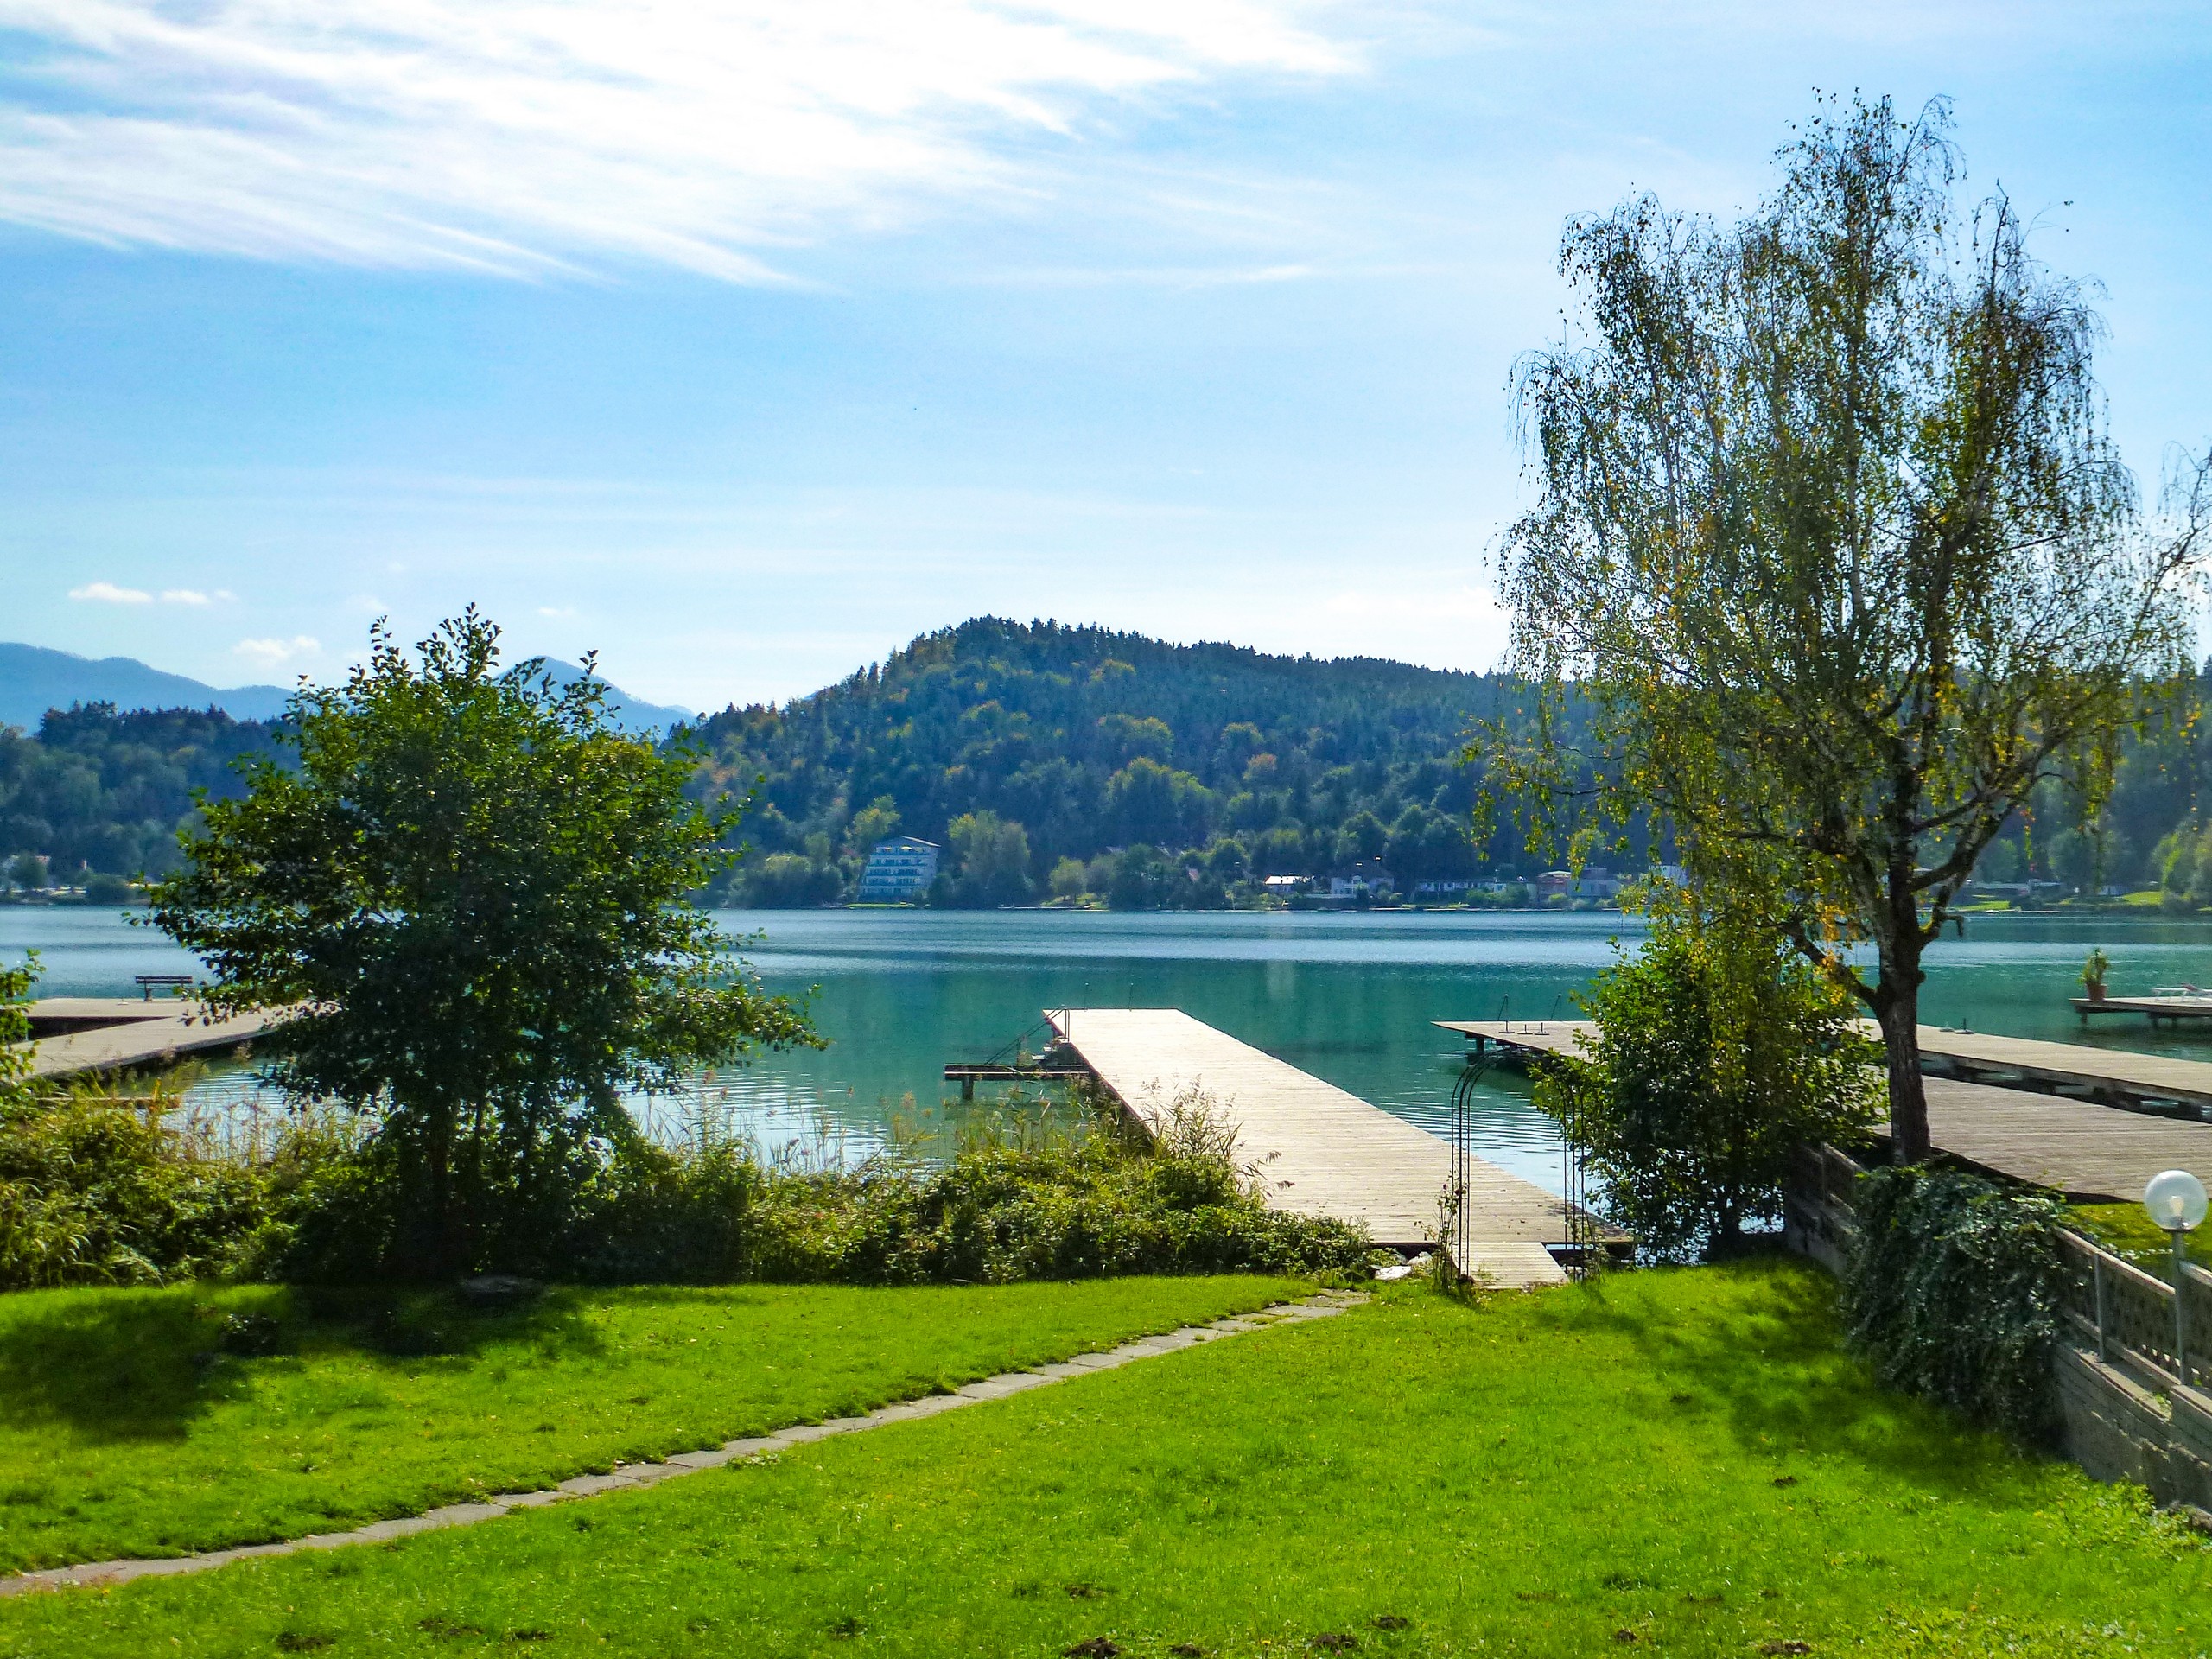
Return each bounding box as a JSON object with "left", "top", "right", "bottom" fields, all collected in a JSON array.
[{"left": 1484, "top": 95, "right": 2210, "bottom": 1161}]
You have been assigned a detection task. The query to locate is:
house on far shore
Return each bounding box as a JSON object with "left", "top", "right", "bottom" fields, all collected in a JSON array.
[{"left": 856, "top": 836, "right": 940, "bottom": 903}]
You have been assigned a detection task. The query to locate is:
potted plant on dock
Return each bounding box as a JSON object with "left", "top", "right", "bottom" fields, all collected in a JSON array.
[{"left": 2082, "top": 946, "right": 2111, "bottom": 1005}]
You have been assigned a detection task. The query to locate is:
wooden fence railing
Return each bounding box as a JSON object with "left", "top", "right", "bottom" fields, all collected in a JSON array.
[
  {"left": 1789, "top": 1140, "right": 2212, "bottom": 1400},
  {"left": 2054, "top": 1226, "right": 2212, "bottom": 1397}
]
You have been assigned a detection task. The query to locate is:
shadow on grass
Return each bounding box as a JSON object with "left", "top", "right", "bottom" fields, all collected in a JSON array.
[
  {"left": 0, "top": 1284, "right": 607, "bottom": 1446},
  {"left": 1525, "top": 1256, "right": 2038, "bottom": 1498}
]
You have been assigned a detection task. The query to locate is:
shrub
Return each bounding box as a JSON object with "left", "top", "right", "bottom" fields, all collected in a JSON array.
[
  {"left": 0, "top": 1084, "right": 342, "bottom": 1290},
  {"left": 1840, "top": 1165, "right": 2069, "bottom": 1444},
  {"left": 272, "top": 1083, "right": 1376, "bottom": 1287},
  {"left": 1534, "top": 893, "right": 1881, "bottom": 1260}
]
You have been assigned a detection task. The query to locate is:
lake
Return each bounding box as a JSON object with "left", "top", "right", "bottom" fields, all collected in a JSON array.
[{"left": 9, "top": 905, "right": 2212, "bottom": 1194}]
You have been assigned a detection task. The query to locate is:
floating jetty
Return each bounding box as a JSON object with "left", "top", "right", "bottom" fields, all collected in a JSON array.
[
  {"left": 18, "top": 997, "right": 287, "bottom": 1081},
  {"left": 1441, "top": 1018, "right": 2212, "bottom": 1203},
  {"left": 2070, "top": 994, "right": 2212, "bottom": 1027},
  {"left": 1046, "top": 1007, "right": 1589, "bottom": 1286}
]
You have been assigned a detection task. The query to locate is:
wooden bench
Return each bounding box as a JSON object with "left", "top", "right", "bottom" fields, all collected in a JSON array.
[{"left": 134, "top": 975, "right": 195, "bottom": 1001}]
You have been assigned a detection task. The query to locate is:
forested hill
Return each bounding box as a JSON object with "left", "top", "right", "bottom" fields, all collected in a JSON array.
[
  {"left": 5, "top": 617, "right": 2209, "bottom": 909},
  {"left": 687, "top": 618, "right": 1541, "bottom": 904}
]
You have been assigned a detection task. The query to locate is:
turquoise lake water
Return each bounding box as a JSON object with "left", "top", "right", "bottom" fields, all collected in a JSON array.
[{"left": 9, "top": 906, "right": 2212, "bottom": 1194}]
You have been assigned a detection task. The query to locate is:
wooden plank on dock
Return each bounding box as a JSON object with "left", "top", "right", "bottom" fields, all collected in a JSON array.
[
  {"left": 1923, "top": 1078, "right": 2212, "bottom": 1202},
  {"left": 1914, "top": 1026, "right": 2212, "bottom": 1117},
  {"left": 1048, "top": 1007, "right": 1574, "bottom": 1286},
  {"left": 1439, "top": 1017, "right": 2212, "bottom": 1202},
  {"left": 1434, "top": 1020, "right": 1593, "bottom": 1062},
  {"left": 2069, "top": 995, "right": 2212, "bottom": 1025},
  {"left": 16, "top": 998, "right": 287, "bottom": 1081}
]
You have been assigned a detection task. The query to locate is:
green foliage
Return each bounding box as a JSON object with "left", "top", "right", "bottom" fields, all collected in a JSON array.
[
  {"left": 690, "top": 617, "right": 1528, "bottom": 906},
  {"left": 0, "top": 953, "right": 30, "bottom": 1108},
  {"left": 1486, "top": 94, "right": 2209, "bottom": 1159},
  {"left": 2081, "top": 946, "right": 2110, "bottom": 988},
  {"left": 1842, "top": 1165, "right": 2070, "bottom": 1444},
  {"left": 0, "top": 1082, "right": 342, "bottom": 1292},
  {"left": 148, "top": 611, "right": 820, "bottom": 1276},
  {"left": 1534, "top": 896, "right": 1881, "bottom": 1259},
  {"left": 940, "top": 810, "right": 1035, "bottom": 907},
  {"left": 279, "top": 1084, "right": 1374, "bottom": 1287},
  {"left": 0, "top": 704, "right": 271, "bottom": 880},
  {"left": 731, "top": 849, "right": 842, "bottom": 907}
]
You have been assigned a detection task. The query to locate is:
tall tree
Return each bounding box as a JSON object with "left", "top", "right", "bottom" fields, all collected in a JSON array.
[
  {"left": 1489, "top": 97, "right": 2209, "bottom": 1160},
  {"left": 151, "top": 612, "right": 817, "bottom": 1273}
]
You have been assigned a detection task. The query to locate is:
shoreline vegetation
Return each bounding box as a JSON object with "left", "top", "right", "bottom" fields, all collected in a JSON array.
[{"left": 9, "top": 618, "right": 2212, "bottom": 916}]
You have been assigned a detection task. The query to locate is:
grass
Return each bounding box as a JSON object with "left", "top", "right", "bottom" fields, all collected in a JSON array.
[
  {"left": 0, "top": 1274, "right": 1309, "bottom": 1574},
  {"left": 3, "top": 1261, "right": 2205, "bottom": 1657},
  {"left": 2069, "top": 1204, "right": 2212, "bottom": 1271}
]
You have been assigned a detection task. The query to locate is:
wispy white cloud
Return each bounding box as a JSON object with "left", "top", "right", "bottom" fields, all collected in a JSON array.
[
  {"left": 159, "top": 587, "right": 232, "bottom": 604},
  {"left": 233, "top": 634, "right": 320, "bottom": 665},
  {"left": 0, "top": 1, "right": 1357, "bottom": 279},
  {"left": 67, "top": 579, "right": 152, "bottom": 602}
]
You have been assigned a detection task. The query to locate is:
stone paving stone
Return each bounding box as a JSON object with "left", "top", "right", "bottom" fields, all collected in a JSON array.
[
  {"left": 770, "top": 1421, "right": 850, "bottom": 1444},
  {"left": 663, "top": 1448, "right": 741, "bottom": 1471},
  {"left": 0, "top": 1293, "right": 1364, "bottom": 1599},
  {"left": 556, "top": 1473, "right": 638, "bottom": 1497},
  {"left": 720, "top": 1436, "right": 785, "bottom": 1457}
]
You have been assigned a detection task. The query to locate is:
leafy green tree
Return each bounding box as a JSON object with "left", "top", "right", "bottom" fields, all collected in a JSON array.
[
  {"left": 739, "top": 852, "right": 842, "bottom": 907},
  {"left": 7, "top": 855, "right": 48, "bottom": 893},
  {"left": 1047, "top": 857, "right": 1089, "bottom": 903},
  {"left": 943, "top": 810, "right": 1034, "bottom": 907},
  {"left": 149, "top": 613, "right": 817, "bottom": 1276},
  {"left": 1976, "top": 839, "right": 2023, "bottom": 885},
  {"left": 844, "top": 795, "right": 901, "bottom": 857},
  {"left": 1106, "top": 845, "right": 1175, "bottom": 910},
  {"left": 1535, "top": 895, "right": 1882, "bottom": 1259},
  {"left": 1333, "top": 810, "right": 1387, "bottom": 866},
  {"left": 1491, "top": 96, "right": 2208, "bottom": 1160}
]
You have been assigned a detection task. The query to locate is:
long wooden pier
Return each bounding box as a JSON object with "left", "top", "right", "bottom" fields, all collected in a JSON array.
[
  {"left": 1440, "top": 1018, "right": 2212, "bottom": 1203},
  {"left": 16, "top": 997, "right": 286, "bottom": 1081},
  {"left": 1047, "top": 1008, "right": 1580, "bottom": 1286}
]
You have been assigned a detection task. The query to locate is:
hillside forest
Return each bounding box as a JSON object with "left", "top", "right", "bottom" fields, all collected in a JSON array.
[{"left": 3, "top": 617, "right": 2209, "bottom": 910}]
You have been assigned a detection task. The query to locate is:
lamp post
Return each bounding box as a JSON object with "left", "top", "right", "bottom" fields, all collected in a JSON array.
[{"left": 2143, "top": 1169, "right": 2209, "bottom": 1389}]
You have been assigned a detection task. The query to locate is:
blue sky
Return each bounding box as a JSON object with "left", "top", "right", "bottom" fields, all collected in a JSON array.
[{"left": 3, "top": 2, "right": 2209, "bottom": 711}]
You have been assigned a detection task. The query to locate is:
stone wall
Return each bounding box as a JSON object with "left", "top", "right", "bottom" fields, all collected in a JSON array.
[{"left": 2054, "top": 1344, "right": 2212, "bottom": 1509}]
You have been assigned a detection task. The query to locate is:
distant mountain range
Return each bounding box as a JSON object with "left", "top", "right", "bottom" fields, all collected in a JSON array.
[{"left": 0, "top": 642, "right": 696, "bottom": 734}]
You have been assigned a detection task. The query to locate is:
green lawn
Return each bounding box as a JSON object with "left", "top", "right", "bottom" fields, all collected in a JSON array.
[
  {"left": 0, "top": 1275, "right": 1309, "bottom": 1574},
  {"left": 2069, "top": 1204, "right": 2212, "bottom": 1271},
  {"left": 3, "top": 1262, "right": 2203, "bottom": 1657}
]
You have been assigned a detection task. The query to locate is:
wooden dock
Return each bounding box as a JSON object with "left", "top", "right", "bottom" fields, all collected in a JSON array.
[
  {"left": 1047, "top": 1008, "right": 1580, "bottom": 1286},
  {"left": 2070, "top": 995, "right": 2212, "bottom": 1027},
  {"left": 1922, "top": 1078, "right": 2212, "bottom": 1202},
  {"left": 1440, "top": 1018, "right": 2212, "bottom": 1203},
  {"left": 1435, "top": 1020, "right": 1592, "bottom": 1062},
  {"left": 1915, "top": 1027, "right": 2212, "bottom": 1120},
  {"left": 16, "top": 997, "right": 286, "bottom": 1081}
]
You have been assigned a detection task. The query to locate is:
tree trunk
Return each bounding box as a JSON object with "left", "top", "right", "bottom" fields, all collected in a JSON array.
[{"left": 1872, "top": 938, "right": 1931, "bottom": 1164}]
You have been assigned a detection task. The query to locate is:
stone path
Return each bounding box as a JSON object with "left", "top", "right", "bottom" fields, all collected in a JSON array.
[{"left": 0, "top": 1290, "right": 1365, "bottom": 1599}]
